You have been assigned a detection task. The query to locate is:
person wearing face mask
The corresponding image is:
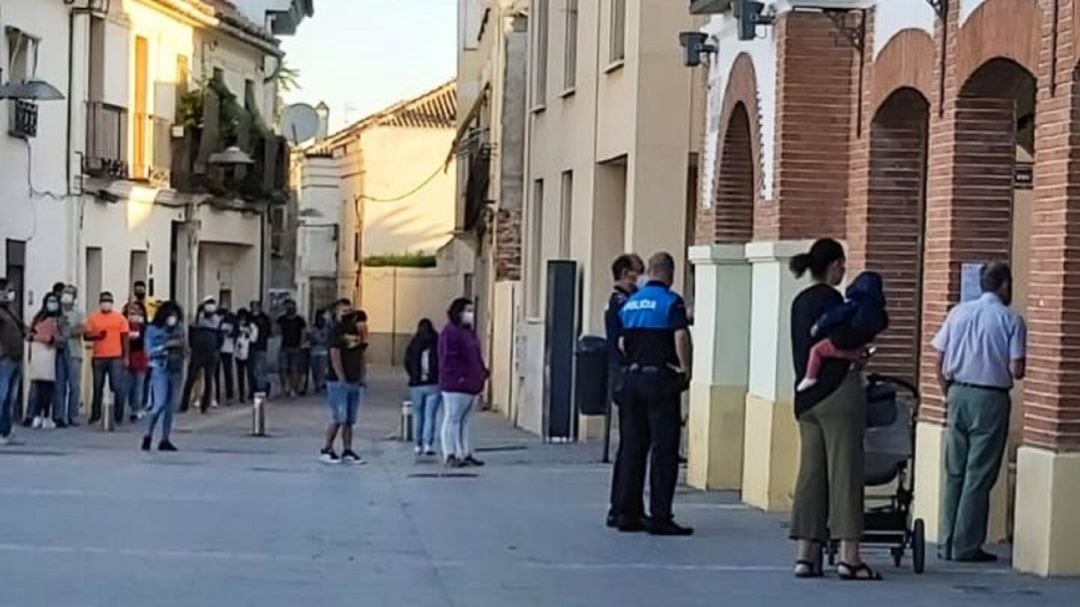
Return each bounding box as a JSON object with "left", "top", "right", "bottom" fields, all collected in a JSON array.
[
  {"left": 0, "top": 278, "right": 25, "bottom": 444},
  {"left": 180, "top": 297, "right": 222, "bottom": 414},
  {"left": 53, "top": 285, "right": 85, "bottom": 427},
  {"left": 142, "top": 301, "right": 184, "bottom": 451},
  {"left": 604, "top": 253, "right": 645, "bottom": 528},
  {"left": 276, "top": 300, "right": 307, "bottom": 398},
  {"left": 25, "top": 293, "right": 62, "bottom": 429},
  {"left": 123, "top": 299, "right": 150, "bottom": 422},
  {"left": 234, "top": 309, "right": 255, "bottom": 403},
  {"left": 85, "top": 292, "right": 130, "bottom": 426},
  {"left": 438, "top": 298, "right": 488, "bottom": 468}
]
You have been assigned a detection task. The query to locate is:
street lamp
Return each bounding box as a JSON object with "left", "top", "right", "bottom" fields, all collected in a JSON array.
[{"left": 0, "top": 79, "right": 65, "bottom": 101}]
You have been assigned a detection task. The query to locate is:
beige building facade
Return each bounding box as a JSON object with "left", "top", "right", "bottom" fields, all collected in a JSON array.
[{"left": 512, "top": 0, "right": 702, "bottom": 435}]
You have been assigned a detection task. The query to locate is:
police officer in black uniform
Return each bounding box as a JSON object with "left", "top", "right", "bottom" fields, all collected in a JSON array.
[
  {"left": 615, "top": 252, "right": 693, "bottom": 536},
  {"left": 605, "top": 253, "right": 645, "bottom": 529}
]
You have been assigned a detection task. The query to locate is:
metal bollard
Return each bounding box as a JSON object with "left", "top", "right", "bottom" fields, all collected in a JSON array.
[
  {"left": 400, "top": 400, "right": 413, "bottom": 442},
  {"left": 103, "top": 393, "right": 115, "bottom": 432},
  {"left": 252, "top": 392, "right": 268, "bottom": 437}
]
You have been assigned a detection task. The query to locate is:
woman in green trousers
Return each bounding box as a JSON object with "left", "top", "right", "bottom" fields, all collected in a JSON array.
[{"left": 788, "top": 238, "right": 880, "bottom": 581}]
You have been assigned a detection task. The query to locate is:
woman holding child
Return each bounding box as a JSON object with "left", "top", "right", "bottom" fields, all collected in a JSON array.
[{"left": 788, "top": 238, "right": 886, "bottom": 581}]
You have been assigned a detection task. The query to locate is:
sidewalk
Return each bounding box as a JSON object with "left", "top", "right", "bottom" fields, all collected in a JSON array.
[{"left": 0, "top": 366, "right": 1076, "bottom": 606}]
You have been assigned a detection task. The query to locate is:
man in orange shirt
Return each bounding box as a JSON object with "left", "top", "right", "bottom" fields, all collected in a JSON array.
[{"left": 85, "top": 291, "right": 130, "bottom": 425}]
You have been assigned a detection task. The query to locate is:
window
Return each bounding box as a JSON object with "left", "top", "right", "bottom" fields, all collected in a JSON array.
[
  {"left": 6, "top": 27, "right": 39, "bottom": 82},
  {"left": 213, "top": 67, "right": 225, "bottom": 86},
  {"left": 532, "top": 0, "right": 549, "bottom": 106},
  {"left": 559, "top": 171, "right": 573, "bottom": 258},
  {"left": 610, "top": 0, "right": 626, "bottom": 64},
  {"left": 133, "top": 36, "right": 149, "bottom": 178},
  {"left": 563, "top": 0, "right": 578, "bottom": 91},
  {"left": 528, "top": 179, "right": 545, "bottom": 314}
]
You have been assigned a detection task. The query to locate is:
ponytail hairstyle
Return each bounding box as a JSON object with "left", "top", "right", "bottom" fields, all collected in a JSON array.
[{"left": 789, "top": 238, "right": 845, "bottom": 280}]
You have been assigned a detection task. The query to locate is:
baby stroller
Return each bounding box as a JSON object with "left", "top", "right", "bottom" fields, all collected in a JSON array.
[{"left": 827, "top": 373, "right": 926, "bottom": 573}]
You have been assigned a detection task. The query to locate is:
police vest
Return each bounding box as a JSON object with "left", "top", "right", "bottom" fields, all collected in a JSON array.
[{"left": 620, "top": 284, "right": 678, "bottom": 330}]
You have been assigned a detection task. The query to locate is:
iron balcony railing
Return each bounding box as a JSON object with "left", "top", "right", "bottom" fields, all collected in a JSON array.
[{"left": 84, "top": 101, "right": 128, "bottom": 178}]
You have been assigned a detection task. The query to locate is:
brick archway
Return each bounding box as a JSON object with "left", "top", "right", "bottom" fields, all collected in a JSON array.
[
  {"left": 707, "top": 53, "right": 763, "bottom": 244},
  {"left": 955, "top": 0, "right": 1041, "bottom": 88},
  {"left": 863, "top": 88, "right": 930, "bottom": 385},
  {"left": 870, "top": 29, "right": 936, "bottom": 113}
]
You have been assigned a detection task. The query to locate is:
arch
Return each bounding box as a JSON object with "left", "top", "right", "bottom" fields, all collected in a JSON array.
[
  {"left": 955, "top": 0, "right": 1041, "bottom": 88},
  {"left": 713, "top": 103, "right": 754, "bottom": 243},
  {"left": 864, "top": 87, "right": 931, "bottom": 384},
  {"left": 870, "top": 29, "right": 936, "bottom": 115},
  {"left": 714, "top": 53, "right": 763, "bottom": 217}
]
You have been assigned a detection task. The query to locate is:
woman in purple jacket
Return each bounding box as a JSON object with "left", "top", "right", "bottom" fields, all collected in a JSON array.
[{"left": 438, "top": 298, "right": 488, "bottom": 467}]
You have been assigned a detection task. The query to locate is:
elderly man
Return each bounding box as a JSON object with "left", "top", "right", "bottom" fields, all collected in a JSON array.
[{"left": 932, "top": 261, "right": 1026, "bottom": 563}]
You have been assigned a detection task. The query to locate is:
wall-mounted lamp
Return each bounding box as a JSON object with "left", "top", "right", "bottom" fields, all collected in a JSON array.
[
  {"left": 679, "top": 32, "right": 718, "bottom": 68},
  {"left": 0, "top": 79, "right": 65, "bottom": 101}
]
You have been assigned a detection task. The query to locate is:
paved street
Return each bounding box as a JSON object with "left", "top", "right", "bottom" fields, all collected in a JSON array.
[{"left": 0, "top": 367, "right": 1077, "bottom": 606}]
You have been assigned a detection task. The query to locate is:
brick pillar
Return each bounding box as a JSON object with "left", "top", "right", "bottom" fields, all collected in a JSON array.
[
  {"left": 1014, "top": 0, "right": 1080, "bottom": 577},
  {"left": 762, "top": 10, "right": 857, "bottom": 242}
]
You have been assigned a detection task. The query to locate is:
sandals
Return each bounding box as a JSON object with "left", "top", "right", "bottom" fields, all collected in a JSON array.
[
  {"left": 793, "top": 559, "right": 824, "bottom": 578},
  {"left": 837, "top": 562, "right": 883, "bottom": 581}
]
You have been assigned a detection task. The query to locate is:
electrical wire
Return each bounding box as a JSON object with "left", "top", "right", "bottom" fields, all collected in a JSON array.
[{"left": 357, "top": 163, "right": 446, "bottom": 203}]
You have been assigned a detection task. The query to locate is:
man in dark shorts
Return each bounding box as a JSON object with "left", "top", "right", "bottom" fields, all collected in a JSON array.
[{"left": 276, "top": 300, "right": 307, "bottom": 397}]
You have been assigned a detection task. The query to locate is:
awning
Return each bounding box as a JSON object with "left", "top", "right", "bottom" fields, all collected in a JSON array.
[{"left": 445, "top": 81, "right": 491, "bottom": 168}]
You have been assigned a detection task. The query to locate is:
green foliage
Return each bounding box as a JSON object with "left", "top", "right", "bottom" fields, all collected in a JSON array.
[{"left": 362, "top": 253, "right": 437, "bottom": 268}]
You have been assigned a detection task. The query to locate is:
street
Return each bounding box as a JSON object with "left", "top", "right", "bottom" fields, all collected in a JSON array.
[{"left": 0, "top": 366, "right": 1077, "bottom": 607}]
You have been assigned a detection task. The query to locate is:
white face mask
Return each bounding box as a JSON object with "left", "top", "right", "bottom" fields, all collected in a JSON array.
[
  {"left": 130, "top": 315, "right": 144, "bottom": 324},
  {"left": 204, "top": 304, "right": 217, "bottom": 315},
  {"left": 461, "top": 311, "right": 475, "bottom": 326},
  {"left": 0, "top": 290, "right": 15, "bottom": 303},
  {"left": 61, "top": 294, "right": 74, "bottom": 306},
  {"left": 166, "top": 316, "right": 179, "bottom": 327},
  {"left": 100, "top": 302, "right": 114, "bottom": 313},
  {"left": 46, "top": 302, "right": 60, "bottom": 313}
]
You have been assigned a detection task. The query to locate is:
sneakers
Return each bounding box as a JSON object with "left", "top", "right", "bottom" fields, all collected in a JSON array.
[
  {"left": 796, "top": 377, "right": 818, "bottom": 392},
  {"left": 31, "top": 417, "right": 44, "bottom": 429},
  {"left": 414, "top": 445, "right": 423, "bottom": 455},
  {"left": 158, "top": 440, "right": 178, "bottom": 452},
  {"left": 141, "top": 436, "right": 152, "bottom": 451},
  {"left": 445, "top": 455, "right": 462, "bottom": 468},
  {"left": 423, "top": 446, "right": 436, "bottom": 457},
  {"left": 42, "top": 418, "right": 57, "bottom": 430},
  {"left": 341, "top": 450, "right": 365, "bottom": 465},
  {"left": 319, "top": 448, "right": 340, "bottom": 464}
]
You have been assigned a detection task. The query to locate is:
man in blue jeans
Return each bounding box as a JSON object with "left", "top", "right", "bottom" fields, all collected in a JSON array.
[
  {"left": 0, "top": 278, "right": 25, "bottom": 444},
  {"left": 320, "top": 300, "right": 365, "bottom": 464}
]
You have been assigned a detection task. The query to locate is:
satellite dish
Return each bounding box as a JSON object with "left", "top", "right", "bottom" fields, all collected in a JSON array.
[{"left": 281, "top": 103, "right": 319, "bottom": 144}]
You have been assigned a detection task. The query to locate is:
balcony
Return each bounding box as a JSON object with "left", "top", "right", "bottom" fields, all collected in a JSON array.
[
  {"left": 84, "top": 101, "right": 128, "bottom": 179},
  {"left": 8, "top": 99, "right": 38, "bottom": 138},
  {"left": 130, "top": 112, "right": 173, "bottom": 186},
  {"left": 171, "top": 82, "right": 288, "bottom": 201}
]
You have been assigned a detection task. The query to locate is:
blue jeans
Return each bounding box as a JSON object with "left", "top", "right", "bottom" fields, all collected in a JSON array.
[
  {"left": 0, "top": 357, "right": 22, "bottom": 437},
  {"left": 54, "top": 349, "right": 81, "bottom": 422},
  {"left": 410, "top": 385, "right": 441, "bottom": 449},
  {"left": 326, "top": 381, "right": 363, "bottom": 425},
  {"left": 146, "top": 369, "right": 181, "bottom": 441},
  {"left": 127, "top": 369, "right": 147, "bottom": 416},
  {"left": 91, "top": 358, "right": 127, "bottom": 422},
  {"left": 440, "top": 392, "right": 476, "bottom": 460}
]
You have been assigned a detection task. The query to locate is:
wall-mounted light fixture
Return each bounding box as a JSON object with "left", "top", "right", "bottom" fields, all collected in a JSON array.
[{"left": 679, "top": 32, "right": 718, "bottom": 68}]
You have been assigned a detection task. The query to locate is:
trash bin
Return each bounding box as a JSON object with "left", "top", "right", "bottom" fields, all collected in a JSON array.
[{"left": 575, "top": 335, "right": 609, "bottom": 416}]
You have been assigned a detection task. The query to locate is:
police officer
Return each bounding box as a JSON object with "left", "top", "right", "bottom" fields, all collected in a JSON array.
[
  {"left": 605, "top": 253, "right": 645, "bottom": 529},
  {"left": 615, "top": 252, "right": 693, "bottom": 536}
]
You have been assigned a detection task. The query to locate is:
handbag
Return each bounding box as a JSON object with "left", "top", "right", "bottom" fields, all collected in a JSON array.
[{"left": 28, "top": 341, "right": 57, "bottom": 382}]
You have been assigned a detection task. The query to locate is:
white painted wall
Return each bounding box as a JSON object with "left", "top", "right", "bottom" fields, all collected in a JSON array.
[
  {"left": 700, "top": 14, "right": 777, "bottom": 208},
  {"left": 81, "top": 194, "right": 184, "bottom": 302},
  {"left": 873, "top": 0, "right": 936, "bottom": 58},
  {"left": 0, "top": 0, "right": 75, "bottom": 313}
]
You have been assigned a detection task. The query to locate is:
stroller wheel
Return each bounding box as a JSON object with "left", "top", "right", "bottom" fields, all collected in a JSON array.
[{"left": 912, "top": 519, "right": 926, "bottom": 574}]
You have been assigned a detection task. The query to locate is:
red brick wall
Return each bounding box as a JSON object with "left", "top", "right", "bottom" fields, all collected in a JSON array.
[
  {"left": 494, "top": 208, "right": 522, "bottom": 282},
  {"left": 765, "top": 11, "right": 858, "bottom": 241},
  {"left": 1025, "top": 0, "right": 1080, "bottom": 451}
]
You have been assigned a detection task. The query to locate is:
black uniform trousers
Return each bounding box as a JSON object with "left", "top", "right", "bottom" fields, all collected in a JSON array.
[
  {"left": 608, "top": 367, "right": 645, "bottom": 518},
  {"left": 616, "top": 370, "right": 682, "bottom": 522}
]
